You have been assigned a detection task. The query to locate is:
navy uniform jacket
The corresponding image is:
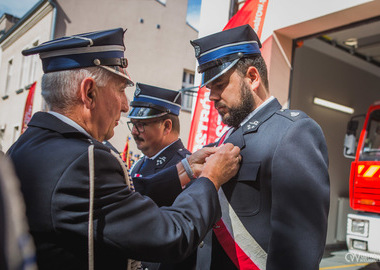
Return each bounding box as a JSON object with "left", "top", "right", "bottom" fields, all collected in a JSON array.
[
  {"left": 7, "top": 112, "right": 221, "bottom": 270},
  {"left": 132, "top": 140, "right": 195, "bottom": 270},
  {"left": 197, "top": 98, "right": 330, "bottom": 270},
  {"left": 132, "top": 139, "right": 191, "bottom": 207}
]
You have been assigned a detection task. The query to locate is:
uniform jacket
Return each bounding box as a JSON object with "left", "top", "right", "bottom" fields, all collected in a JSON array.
[
  {"left": 132, "top": 139, "right": 191, "bottom": 207},
  {"left": 197, "top": 98, "right": 330, "bottom": 270},
  {"left": 132, "top": 140, "right": 195, "bottom": 270},
  {"left": 7, "top": 112, "right": 221, "bottom": 270}
]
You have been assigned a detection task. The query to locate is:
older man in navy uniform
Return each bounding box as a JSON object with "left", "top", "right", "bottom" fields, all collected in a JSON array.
[
  {"left": 191, "top": 24, "right": 330, "bottom": 270},
  {"left": 6, "top": 28, "right": 241, "bottom": 270},
  {"left": 128, "top": 83, "right": 195, "bottom": 269}
]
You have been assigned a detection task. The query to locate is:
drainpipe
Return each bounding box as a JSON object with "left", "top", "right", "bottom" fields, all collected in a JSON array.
[{"left": 48, "top": 0, "right": 57, "bottom": 40}]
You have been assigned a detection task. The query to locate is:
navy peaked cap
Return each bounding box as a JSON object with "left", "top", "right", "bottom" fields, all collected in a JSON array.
[
  {"left": 128, "top": 83, "right": 182, "bottom": 119},
  {"left": 22, "top": 28, "right": 133, "bottom": 86},
  {"left": 191, "top": 24, "right": 262, "bottom": 87}
]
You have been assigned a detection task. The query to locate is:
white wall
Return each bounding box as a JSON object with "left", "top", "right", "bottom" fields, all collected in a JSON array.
[
  {"left": 261, "top": 0, "right": 371, "bottom": 41},
  {"left": 198, "top": 0, "right": 373, "bottom": 43}
]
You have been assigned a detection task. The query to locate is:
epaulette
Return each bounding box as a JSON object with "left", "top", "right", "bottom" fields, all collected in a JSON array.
[
  {"left": 276, "top": 109, "right": 305, "bottom": 122},
  {"left": 177, "top": 148, "right": 190, "bottom": 158}
]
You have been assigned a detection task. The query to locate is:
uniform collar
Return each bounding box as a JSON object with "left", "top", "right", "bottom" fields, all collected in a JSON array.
[
  {"left": 240, "top": 96, "right": 275, "bottom": 127},
  {"left": 149, "top": 139, "right": 180, "bottom": 160},
  {"left": 48, "top": 111, "right": 92, "bottom": 138},
  {"left": 224, "top": 96, "right": 275, "bottom": 142},
  {"left": 241, "top": 97, "right": 281, "bottom": 134},
  {"left": 224, "top": 98, "right": 282, "bottom": 149},
  {"left": 28, "top": 112, "right": 89, "bottom": 139},
  {"left": 150, "top": 139, "right": 185, "bottom": 168}
]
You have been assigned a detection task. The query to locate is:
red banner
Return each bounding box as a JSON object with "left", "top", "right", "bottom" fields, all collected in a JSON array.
[
  {"left": 122, "top": 137, "right": 132, "bottom": 168},
  {"left": 188, "top": 0, "right": 269, "bottom": 152},
  {"left": 187, "top": 86, "right": 211, "bottom": 151},
  {"left": 224, "top": 0, "right": 269, "bottom": 34},
  {"left": 21, "top": 82, "right": 37, "bottom": 134}
]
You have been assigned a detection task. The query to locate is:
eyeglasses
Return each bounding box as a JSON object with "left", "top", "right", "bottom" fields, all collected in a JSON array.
[{"left": 127, "top": 119, "right": 162, "bottom": 134}]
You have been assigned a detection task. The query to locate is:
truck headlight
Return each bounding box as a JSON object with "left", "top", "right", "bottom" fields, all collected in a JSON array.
[
  {"left": 352, "top": 239, "right": 367, "bottom": 251},
  {"left": 349, "top": 219, "right": 369, "bottom": 237}
]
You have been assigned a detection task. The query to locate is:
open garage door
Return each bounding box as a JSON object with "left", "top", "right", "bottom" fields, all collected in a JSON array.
[{"left": 290, "top": 17, "right": 380, "bottom": 246}]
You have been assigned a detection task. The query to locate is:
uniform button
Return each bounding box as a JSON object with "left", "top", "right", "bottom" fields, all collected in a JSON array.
[{"left": 199, "top": 241, "right": 204, "bottom": 248}]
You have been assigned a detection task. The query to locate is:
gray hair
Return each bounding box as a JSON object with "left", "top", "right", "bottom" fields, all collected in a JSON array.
[{"left": 41, "top": 67, "right": 112, "bottom": 111}]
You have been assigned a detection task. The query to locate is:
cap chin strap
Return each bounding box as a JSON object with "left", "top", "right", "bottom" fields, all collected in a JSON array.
[
  {"left": 201, "top": 58, "right": 240, "bottom": 88},
  {"left": 128, "top": 111, "right": 169, "bottom": 120}
]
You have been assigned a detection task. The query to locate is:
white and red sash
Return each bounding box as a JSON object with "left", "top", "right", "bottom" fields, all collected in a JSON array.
[
  {"left": 214, "top": 129, "right": 267, "bottom": 269},
  {"left": 213, "top": 189, "right": 267, "bottom": 269}
]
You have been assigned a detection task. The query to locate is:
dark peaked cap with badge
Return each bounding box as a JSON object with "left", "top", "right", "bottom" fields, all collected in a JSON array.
[
  {"left": 191, "top": 24, "right": 262, "bottom": 87},
  {"left": 22, "top": 28, "right": 134, "bottom": 86},
  {"left": 128, "top": 83, "right": 182, "bottom": 119}
]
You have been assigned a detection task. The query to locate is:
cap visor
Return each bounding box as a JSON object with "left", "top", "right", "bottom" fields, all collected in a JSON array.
[
  {"left": 128, "top": 107, "right": 168, "bottom": 119},
  {"left": 99, "top": 65, "right": 134, "bottom": 86},
  {"left": 201, "top": 58, "right": 239, "bottom": 87}
]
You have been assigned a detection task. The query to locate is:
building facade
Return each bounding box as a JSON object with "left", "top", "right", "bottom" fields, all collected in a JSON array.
[{"left": 0, "top": 0, "right": 197, "bottom": 157}]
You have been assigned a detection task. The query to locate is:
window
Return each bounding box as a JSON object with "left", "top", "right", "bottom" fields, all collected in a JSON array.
[
  {"left": 12, "top": 125, "right": 20, "bottom": 143},
  {"left": 29, "top": 40, "right": 39, "bottom": 84},
  {"left": 181, "top": 70, "right": 196, "bottom": 111},
  {"left": 361, "top": 110, "right": 380, "bottom": 161},
  {"left": 189, "top": 73, "right": 194, "bottom": 84},
  {"left": 20, "top": 52, "right": 30, "bottom": 88},
  {"left": 5, "top": 59, "right": 13, "bottom": 95},
  {"left": 20, "top": 40, "right": 39, "bottom": 89}
]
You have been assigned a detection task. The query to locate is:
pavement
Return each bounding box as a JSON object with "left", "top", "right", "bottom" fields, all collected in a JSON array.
[{"left": 320, "top": 248, "right": 380, "bottom": 270}]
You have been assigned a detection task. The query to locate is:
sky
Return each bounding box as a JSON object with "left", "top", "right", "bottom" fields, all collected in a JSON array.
[
  {"left": 0, "top": 0, "right": 40, "bottom": 18},
  {"left": 0, "top": 0, "right": 202, "bottom": 29}
]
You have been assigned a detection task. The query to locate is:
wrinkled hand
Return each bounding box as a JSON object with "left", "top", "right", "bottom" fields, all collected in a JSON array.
[
  {"left": 200, "top": 143, "right": 241, "bottom": 190},
  {"left": 187, "top": 146, "right": 219, "bottom": 177}
]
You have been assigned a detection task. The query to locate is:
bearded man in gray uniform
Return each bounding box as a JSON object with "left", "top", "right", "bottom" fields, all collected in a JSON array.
[
  {"left": 6, "top": 28, "right": 241, "bottom": 270},
  {"left": 192, "top": 24, "right": 330, "bottom": 270}
]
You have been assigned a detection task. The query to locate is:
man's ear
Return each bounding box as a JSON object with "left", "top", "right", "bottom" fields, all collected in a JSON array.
[
  {"left": 163, "top": 119, "right": 172, "bottom": 135},
  {"left": 246, "top": 66, "right": 260, "bottom": 91},
  {"left": 80, "top": 77, "right": 96, "bottom": 109}
]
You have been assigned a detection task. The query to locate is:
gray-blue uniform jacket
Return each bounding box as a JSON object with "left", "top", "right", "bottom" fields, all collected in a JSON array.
[
  {"left": 196, "top": 98, "right": 330, "bottom": 270},
  {"left": 132, "top": 140, "right": 195, "bottom": 270},
  {"left": 7, "top": 112, "right": 221, "bottom": 270},
  {"left": 132, "top": 139, "right": 191, "bottom": 207}
]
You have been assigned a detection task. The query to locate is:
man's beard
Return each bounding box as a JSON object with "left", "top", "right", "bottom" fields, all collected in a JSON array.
[{"left": 217, "top": 81, "right": 255, "bottom": 128}]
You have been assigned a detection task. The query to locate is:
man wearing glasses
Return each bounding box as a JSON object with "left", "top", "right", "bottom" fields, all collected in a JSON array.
[{"left": 127, "top": 82, "right": 195, "bottom": 270}]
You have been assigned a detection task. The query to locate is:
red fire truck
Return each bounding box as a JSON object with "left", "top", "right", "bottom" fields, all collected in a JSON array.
[{"left": 344, "top": 101, "right": 380, "bottom": 261}]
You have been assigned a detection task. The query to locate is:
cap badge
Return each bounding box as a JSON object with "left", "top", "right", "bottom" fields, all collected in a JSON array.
[
  {"left": 93, "top": 59, "right": 101, "bottom": 66},
  {"left": 120, "top": 58, "right": 128, "bottom": 68},
  {"left": 194, "top": 45, "right": 201, "bottom": 58},
  {"left": 135, "top": 84, "right": 141, "bottom": 97}
]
